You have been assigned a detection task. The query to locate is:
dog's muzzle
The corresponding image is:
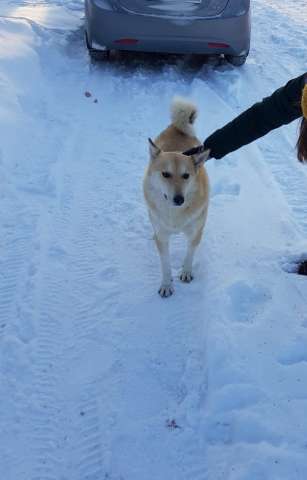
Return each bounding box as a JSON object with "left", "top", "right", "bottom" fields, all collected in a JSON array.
[{"left": 173, "top": 195, "right": 184, "bottom": 206}]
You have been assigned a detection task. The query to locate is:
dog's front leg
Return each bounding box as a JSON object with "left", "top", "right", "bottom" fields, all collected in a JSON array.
[
  {"left": 181, "top": 226, "right": 203, "bottom": 283},
  {"left": 154, "top": 232, "right": 173, "bottom": 298}
]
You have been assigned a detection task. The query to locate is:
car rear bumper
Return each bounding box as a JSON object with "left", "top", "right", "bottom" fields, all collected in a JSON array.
[{"left": 85, "top": 1, "right": 251, "bottom": 56}]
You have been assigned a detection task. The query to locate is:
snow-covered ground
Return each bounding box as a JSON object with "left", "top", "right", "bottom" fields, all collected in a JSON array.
[{"left": 0, "top": 1, "right": 307, "bottom": 479}]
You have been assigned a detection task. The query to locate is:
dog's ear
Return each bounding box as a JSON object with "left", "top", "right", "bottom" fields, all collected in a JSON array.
[
  {"left": 192, "top": 149, "right": 210, "bottom": 168},
  {"left": 148, "top": 138, "right": 161, "bottom": 160}
]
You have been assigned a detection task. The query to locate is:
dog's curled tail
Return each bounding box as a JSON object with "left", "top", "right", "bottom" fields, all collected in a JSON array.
[{"left": 171, "top": 97, "right": 198, "bottom": 135}]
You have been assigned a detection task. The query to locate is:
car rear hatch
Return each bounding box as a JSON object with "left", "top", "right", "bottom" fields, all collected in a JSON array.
[{"left": 117, "top": 0, "right": 230, "bottom": 18}]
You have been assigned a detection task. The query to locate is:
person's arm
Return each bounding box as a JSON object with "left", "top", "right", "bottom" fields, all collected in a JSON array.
[{"left": 185, "top": 73, "right": 306, "bottom": 160}]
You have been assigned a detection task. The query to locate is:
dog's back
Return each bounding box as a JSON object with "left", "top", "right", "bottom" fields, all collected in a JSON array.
[{"left": 155, "top": 97, "right": 201, "bottom": 152}]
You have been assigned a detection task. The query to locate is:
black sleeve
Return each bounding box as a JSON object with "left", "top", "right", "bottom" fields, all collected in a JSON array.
[{"left": 205, "top": 73, "right": 307, "bottom": 159}]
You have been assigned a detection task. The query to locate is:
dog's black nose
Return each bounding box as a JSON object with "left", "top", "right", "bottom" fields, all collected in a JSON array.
[{"left": 173, "top": 195, "right": 184, "bottom": 206}]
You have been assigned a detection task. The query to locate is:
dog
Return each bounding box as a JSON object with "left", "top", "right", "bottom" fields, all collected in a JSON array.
[{"left": 143, "top": 97, "right": 210, "bottom": 297}]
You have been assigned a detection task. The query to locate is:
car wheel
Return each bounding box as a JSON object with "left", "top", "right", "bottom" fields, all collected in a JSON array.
[
  {"left": 225, "top": 53, "right": 248, "bottom": 67},
  {"left": 85, "top": 32, "right": 110, "bottom": 61},
  {"left": 89, "top": 48, "right": 110, "bottom": 61}
]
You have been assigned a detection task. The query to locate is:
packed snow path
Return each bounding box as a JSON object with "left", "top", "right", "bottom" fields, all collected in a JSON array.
[{"left": 0, "top": 1, "right": 307, "bottom": 479}]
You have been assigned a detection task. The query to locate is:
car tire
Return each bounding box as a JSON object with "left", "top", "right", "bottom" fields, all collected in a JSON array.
[
  {"left": 89, "top": 48, "right": 110, "bottom": 61},
  {"left": 225, "top": 53, "right": 248, "bottom": 67},
  {"left": 85, "top": 31, "right": 110, "bottom": 61}
]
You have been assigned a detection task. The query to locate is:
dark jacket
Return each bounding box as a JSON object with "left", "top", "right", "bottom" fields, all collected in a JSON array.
[{"left": 204, "top": 73, "right": 307, "bottom": 159}]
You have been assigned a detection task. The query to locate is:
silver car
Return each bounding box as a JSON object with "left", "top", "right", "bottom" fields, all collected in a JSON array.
[{"left": 85, "top": 0, "right": 251, "bottom": 66}]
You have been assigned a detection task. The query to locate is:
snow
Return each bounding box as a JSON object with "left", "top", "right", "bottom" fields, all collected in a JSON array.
[
  {"left": 0, "top": 1, "right": 81, "bottom": 29},
  {"left": 0, "top": 1, "right": 307, "bottom": 479}
]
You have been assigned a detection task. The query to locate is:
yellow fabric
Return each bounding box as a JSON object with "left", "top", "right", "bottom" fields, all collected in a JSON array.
[{"left": 302, "top": 84, "right": 307, "bottom": 119}]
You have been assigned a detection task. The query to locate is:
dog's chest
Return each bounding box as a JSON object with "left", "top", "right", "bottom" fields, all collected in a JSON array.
[
  {"left": 151, "top": 204, "right": 202, "bottom": 234},
  {"left": 162, "top": 209, "right": 184, "bottom": 232}
]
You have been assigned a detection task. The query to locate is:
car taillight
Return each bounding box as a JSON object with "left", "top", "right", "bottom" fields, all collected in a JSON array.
[{"left": 208, "top": 42, "right": 230, "bottom": 49}]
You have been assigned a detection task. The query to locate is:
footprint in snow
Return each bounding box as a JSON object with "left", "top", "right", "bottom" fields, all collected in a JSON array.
[
  {"left": 226, "top": 281, "right": 271, "bottom": 324},
  {"left": 212, "top": 383, "right": 265, "bottom": 413},
  {"left": 206, "top": 418, "right": 232, "bottom": 445},
  {"left": 206, "top": 412, "right": 281, "bottom": 446},
  {"left": 48, "top": 245, "right": 67, "bottom": 260},
  {"left": 211, "top": 178, "right": 241, "bottom": 198},
  {"left": 233, "top": 413, "right": 282, "bottom": 446},
  {"left": 277, "top": 338, "right": 307, "bottom": 366}
]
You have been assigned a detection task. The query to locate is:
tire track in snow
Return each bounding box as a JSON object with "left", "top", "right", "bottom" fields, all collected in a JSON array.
[
  {"left": 63, "top": 127, "right": 138, "bottom": 478},
  {"left": 35, "top": 130, "right": 112, "bottom": 479},
  {"left": 26, "top": 139, "right": 106, "bottom": 479},
  {"left": 18, "top": 41, "right": 107, "bottom": 476},
  {"left": 74, "top": 390, "right": 105, "bottom": 480},
  {"left": 0, "top": 213, "right": 33, "bottom": 334},
  {"left": 29, "top": 282, "right": 68, "bottom": 480},
  {"left": 51, "top": 80, "right": 113, "bottom": 478},
  {"left": 0, "top": 19, "right": 79, "bottom": 476},
  {"left": 11, "top": 23, "right": 111, "bottom": 474},
  {"left": 27, "top": 169, "right": 77, "bottom": 480},
  {"left": 67, "top": 178, "right": 108, "bottom": 480},
  {"left": 0, "top": 205, "right": 40, "bottom": 479}
]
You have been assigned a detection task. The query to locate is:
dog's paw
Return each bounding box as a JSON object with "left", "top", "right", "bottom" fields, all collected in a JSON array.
[
  {"left": 180, "top": 271, "right": 194, "bottom": 283},
  {"left": 158, "top": 284, "right": 174, "bottom": 298}
]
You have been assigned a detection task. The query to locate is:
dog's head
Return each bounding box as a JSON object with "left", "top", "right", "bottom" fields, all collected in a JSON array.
[{"left": 147, "top": 138, "right": 209, "bottom": 207}]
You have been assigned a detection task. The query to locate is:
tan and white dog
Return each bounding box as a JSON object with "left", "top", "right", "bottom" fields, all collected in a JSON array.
[{"left": 143, "top": 97, "right": 210, "bottom": 298}]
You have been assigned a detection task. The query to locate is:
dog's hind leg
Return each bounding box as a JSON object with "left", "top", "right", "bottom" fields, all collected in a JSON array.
[
  {"left": 180, "top": 226, "right": 203, "bottom": 283},
  {"left": 154, "top": 232, "right": 174, "bottom": 298}
]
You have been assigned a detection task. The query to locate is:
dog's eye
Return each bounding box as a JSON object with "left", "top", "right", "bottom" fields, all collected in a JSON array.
[
  {"left": 162, "top": 172, "right": 171, "bottom": 178},
  {"left": 182, "top": 173, "right": 190, "bottom": 180}
]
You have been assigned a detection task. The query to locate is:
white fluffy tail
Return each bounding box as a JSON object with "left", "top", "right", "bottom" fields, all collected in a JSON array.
[{"left": 171, "top": 96, "right": 198, "bottom": 136}]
